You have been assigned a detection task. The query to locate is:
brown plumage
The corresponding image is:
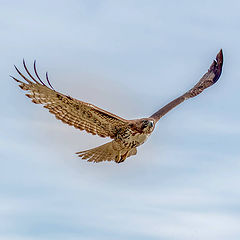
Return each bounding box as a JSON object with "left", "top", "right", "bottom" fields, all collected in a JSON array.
[{"left": 11, "top": 50, "right": 223, "bottom": 163}]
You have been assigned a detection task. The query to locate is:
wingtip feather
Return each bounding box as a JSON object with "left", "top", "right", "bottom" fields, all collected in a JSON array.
[
  {"left": 209, "top": 49, "right": 223, "bottom": 83},
  {"left": 10, "top": 75, "right": 23, "bottom": 83}
]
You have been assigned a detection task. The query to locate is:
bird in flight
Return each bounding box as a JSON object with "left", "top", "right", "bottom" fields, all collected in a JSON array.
[{"left": 11, "top": 50, "right": 223, "bottom": 163}]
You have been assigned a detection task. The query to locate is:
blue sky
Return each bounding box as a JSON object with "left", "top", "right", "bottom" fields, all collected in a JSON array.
[{"left": 1, "top": 0, "right": 240, "bottom": 239}]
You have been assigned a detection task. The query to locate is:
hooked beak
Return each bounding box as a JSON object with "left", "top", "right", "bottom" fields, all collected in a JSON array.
[{"left": 149, "top": 121, "right": 154, "bottom": 128}]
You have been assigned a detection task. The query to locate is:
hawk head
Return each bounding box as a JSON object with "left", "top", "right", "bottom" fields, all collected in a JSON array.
[
  {"left": 130, "top": 118, "right": 155, "bottom": 134},
  {"left": 141, "top": 119, "right": 154, "bottom": 129}
]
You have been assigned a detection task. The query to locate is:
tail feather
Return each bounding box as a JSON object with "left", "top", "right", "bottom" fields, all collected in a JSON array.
[
  {"left": 76, "top": 141, "right": 137, "bottom": 163},
  {"left": 76, "top": 141, "right": 116, "bottom": 162}
]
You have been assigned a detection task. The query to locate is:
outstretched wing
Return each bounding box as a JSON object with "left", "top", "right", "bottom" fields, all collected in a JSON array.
[
  {"left": 150, "top": 49, "right": 223, "bottom": 122},
  {"left": 11, "top": 61, "right": 129, "bottom": 138}
]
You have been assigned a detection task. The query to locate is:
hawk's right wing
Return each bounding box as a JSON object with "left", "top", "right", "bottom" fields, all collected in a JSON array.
[{"left": 11, "top": 61, "right": 129, "bottom": 139}]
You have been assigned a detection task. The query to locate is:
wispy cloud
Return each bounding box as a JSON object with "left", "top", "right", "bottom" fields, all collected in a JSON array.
[{"left": 1, "top": 0, "right": 240, "bottom": 239}]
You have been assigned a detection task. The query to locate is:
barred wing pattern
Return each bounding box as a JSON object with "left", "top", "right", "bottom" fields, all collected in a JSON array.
[{"left": 11, "top": 61, "right": 129, "bottom": 139}]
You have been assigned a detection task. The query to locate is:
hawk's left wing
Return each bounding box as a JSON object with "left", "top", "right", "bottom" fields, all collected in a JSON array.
[{"left": 150, "top": 49, "right": 223, "bottom": 122}]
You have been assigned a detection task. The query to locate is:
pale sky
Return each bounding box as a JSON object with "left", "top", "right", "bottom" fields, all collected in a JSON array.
[{"left": 1, "top": 1, "right": 240, "bottom": 240}]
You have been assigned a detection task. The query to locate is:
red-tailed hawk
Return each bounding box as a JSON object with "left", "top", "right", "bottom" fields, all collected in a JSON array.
[{"left": 11, "top": 50, "right": 223, "bottom": 163}]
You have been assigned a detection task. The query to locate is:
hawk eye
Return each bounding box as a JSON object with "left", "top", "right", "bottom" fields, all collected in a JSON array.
[{"left": 142, "top": 120, "right": 149, "bottom": 128}]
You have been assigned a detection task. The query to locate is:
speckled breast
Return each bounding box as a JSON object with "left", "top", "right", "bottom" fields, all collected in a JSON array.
[{"left": 121, "top": 131, "right": 150, "bottom": 149}]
